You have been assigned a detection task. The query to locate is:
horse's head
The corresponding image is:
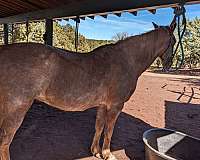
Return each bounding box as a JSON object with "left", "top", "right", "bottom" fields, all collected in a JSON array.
[{"left": 153, "top": 19, "right": 177, "bottom": 71}]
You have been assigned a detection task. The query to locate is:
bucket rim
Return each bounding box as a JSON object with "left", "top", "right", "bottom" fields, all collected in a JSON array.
[{"left": 143, "top": 128, "right": 200, "bottom": 160}]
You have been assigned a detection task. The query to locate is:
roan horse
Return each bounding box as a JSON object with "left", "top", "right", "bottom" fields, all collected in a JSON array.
[{"left": 0, "top": 20, "right": 176, "bottom": 160}]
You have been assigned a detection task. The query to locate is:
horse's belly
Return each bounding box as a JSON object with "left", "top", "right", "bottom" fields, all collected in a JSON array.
[
  {"left": 49, "top": 103, "right": 96, "bottom": 112},
  {"left": 38, "top": 89, "right": 106, "bottom": 112},
  {"left": 39, "top": 65, "right": 109, "bottom": 111}
]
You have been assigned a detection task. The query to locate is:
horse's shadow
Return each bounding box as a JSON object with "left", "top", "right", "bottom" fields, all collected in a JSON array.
[{"left": 10, "top": 101, "right": 152, "bottom": 160}]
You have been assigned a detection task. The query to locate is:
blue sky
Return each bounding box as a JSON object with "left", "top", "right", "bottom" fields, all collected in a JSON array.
[{"left": 61, "top": 4, "right": 200, "bottom": 40}]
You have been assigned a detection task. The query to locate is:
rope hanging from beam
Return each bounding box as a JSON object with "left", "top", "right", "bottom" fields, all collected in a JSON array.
[{"left": 172, "top": 4, "right": 187, "bottom": 69}]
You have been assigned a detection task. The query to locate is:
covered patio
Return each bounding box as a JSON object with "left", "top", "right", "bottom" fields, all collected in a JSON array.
[
  {"left": 0, "top": 0, "right": 199, "bottom": 45},
  {"left": 0, "top": 1, "right": 199, "bottom": 160}
]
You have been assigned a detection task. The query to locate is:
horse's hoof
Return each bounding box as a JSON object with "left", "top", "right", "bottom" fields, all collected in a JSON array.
[
  {"left": 91, "top": 145, "right": 101, "bottom": 159},
  {"left": 95, "top": 153, "right": 102, "bottom": 159},
  {"left": 105, "top": 153, "right": 117, "bottom": 160},
  {"left": 92, "top": 151, "right": 102, "bottom": 159},
  {"left": 102, "top": 149, "right": 117, "bottom": 160}
]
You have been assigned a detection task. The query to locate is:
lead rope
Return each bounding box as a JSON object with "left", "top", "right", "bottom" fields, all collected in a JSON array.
[
  {"left": 75, "top": 16, "right": 80, "bottom": 52},
  {"left": 172, "top": 4, "right": 187, "bottom": 70}
]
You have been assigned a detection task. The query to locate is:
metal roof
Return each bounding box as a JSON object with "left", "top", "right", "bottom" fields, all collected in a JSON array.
[
  {"left": 0, "top": 0, "right": 70, "bottom": 18},
  {"left": 0, "top": 0, "right": 200, "bottom": 23}
]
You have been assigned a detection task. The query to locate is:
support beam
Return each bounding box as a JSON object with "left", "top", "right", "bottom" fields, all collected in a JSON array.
[
  {"left": 88, "top": 16, "right": 95, "bottom": 20},
  {"left": 148, "top": 9, "right": 156, "bottom": 14},
  {"left": 114, "top": 13, "right": 122, "bottom": 17},
  {"left": 0, "top": 0, "right": 199, "bottom": 23},
  {"left": 11, "top": 24, "right": 14, "bottom": 43},
  {"left": 130, "top": 11, "right": 137, "bottom": 16},
  {"left": 3, "top": 24, "right": 8, "bottom": 45},
  {"left": 80, "top": 17, "right": 85, "bottom": 20},
  {"left": 45, "top": 19, "right": 53, "bottom": 46},
  {"left": 101, "top": 14, "right": 108, "bottom": 18},
  {"left": 26, "top": 21, "right": 29, "bottom": 42}
]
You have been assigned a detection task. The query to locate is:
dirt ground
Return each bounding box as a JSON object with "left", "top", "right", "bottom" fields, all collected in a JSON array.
[{"left": 11, "top": 72, "right": 200, "bottom": 160}]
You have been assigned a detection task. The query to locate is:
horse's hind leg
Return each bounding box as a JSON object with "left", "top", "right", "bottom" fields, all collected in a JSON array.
[
  {"left": 0, "top": 101, "right": 32, "bottom": 160},
  {"left": 91, "top": 106, "right": 106, "bottom": 158},
  {"left": 102, "top": 103, "right": 124, "bottom": 160}
]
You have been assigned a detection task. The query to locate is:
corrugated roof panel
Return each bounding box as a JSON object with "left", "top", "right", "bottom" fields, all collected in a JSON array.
[{"left": 0, "top": 0, "right": 77, "bottom": 18}]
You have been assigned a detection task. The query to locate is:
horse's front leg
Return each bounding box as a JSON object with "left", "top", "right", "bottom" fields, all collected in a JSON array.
[
  {"left": 102, "top": 103, "right": 124, "bottom": 160},
  {"left": 91, "top": 106, "right": 106, "bottom": 158},
  {"left": 0, "top": 146, "right": 9, "bottom": 160},
  {"left": 0, "top": 101, "right": 31, "bottom": 160}
]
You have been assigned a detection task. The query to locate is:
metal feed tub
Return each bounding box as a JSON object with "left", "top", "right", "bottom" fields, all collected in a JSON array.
[{"left": 143, "top": 128, "right": 200, "bottom": 160}]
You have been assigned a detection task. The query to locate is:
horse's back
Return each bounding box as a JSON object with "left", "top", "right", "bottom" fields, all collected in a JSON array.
[
  {"left": 41, "top": 45, "right": 113, "bottom": 110},
  {"left": 0, "top": 43, "right": 58, "bottom": 100},
  {"left": 0, "top": 42, "right": 131, "bottom": 110}
]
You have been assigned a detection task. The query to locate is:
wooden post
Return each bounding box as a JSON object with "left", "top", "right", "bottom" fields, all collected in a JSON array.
[
  {"left": 26, "top": 21, "right": 29, "bottom": 42},
  {"left": 11, "top": 24, "right": 14, "bottom": 43},
  {"left": 3, "top": 24, "right": 8, "bottom": 45},
  {"left": 45, "top": 19, "right": 53, "bottom": 46}
]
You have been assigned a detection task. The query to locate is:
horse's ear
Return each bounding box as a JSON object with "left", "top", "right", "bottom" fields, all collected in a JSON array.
[
  {"left": 169, "top": 18, "right": 177, "bottom": 32},
  {"left": 152, "top": 22, "right": 159, "bottom": 29}
]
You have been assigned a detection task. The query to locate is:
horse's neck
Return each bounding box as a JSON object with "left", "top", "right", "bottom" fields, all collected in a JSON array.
[{"left": 118, "top": 29, "right": 168, "bottom": 76}]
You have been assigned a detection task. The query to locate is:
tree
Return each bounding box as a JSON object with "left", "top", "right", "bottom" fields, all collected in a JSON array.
[
  {"left": 172, "top": 17, "right": 200, "bottom": 69},
  {"left": 112, "top": 32, "right": 129, "bottom": 42},
  {"left": 182, "top": 17, "right": 200, "bottom": 68},
  {"left": 0, "top": 21, "right": 110, "bottom": 53},
  {"left": 53, "top": 22, "right": 91, "bottom": 52},
  {"left": 11, "top": 21, "right": 45, "bottom": 43}
]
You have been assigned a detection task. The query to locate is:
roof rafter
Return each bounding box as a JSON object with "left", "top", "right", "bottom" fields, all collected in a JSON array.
[{"left": 19, "top": 0, "right": 45, "bottom": 10}]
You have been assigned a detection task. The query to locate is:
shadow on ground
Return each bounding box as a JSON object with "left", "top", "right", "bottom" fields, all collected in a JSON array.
[
  {"left": 170, "top": 78, "right": 200, "bottom": 87},
  {"left": 148, "top": 69, "right": 200, "bottom": 76},
  {"left": 10, "top": 101, "right": 152, "bottom": 160},
  {"left": 165, "top": 101, "right": 200, "bottom": 138}
]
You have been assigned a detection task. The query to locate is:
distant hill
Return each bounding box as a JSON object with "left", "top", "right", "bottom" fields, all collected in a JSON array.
[
  {"left": 86, "top": 39, "right": 113, "bottom": 51},
  {"left": 53, "top": 23, "right": 113, "bottom": 52}
]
